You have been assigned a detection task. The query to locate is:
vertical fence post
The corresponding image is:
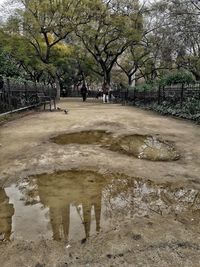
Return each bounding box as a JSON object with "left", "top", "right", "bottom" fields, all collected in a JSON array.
[
  {"left": 199, "top": 83, "right": 200, "bottom": 101},
  {"left": 158, "top": 85, "right": 161, "bottom": 104},
  {"left": 124, "top": 88, "right": 128, "bottom": 105},
  {"left": 133, "top": 87, "right": 136, "bottom": 104},
  {"left": 7, "top": 78, "right": 12, "bottom": 111},
  {"left": 49, "top": 84, "right": 52, "bottom": 99},
  {"left": 34, "top": 81, "right": 37, "bottom": 94},
  {"left": 180, "top": 83, "right": 184, "bottom": 108},
  {"left": 24, "top": 81, "right": 28, "bottom": 102},
  {"left": 162, "top": 86, "right": 165, "bottom": 101}
]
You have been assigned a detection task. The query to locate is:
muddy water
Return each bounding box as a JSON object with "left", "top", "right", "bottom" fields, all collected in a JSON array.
[
  {"left": 1, "top": 170, "right": 200, "bottom": 243},
  {"left": 51, "top": 130, "right": 180, "bottom": 161},
  {"left": 51, "top": 130, "right": 112, "bottom": 145},
  {"left": 0, "top": 188, "right": 14, "bottom": 241}
]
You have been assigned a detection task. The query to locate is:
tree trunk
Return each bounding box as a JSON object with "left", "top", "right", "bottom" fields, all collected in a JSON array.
[
  {"left": 55, "top": 77, "right": 60, "bottom": 100},
  {"left": 104, "top": 71, "right": 111, "bottom": 85},
  {"left": 128, "top": 72, "right": 136, "bottom": 87}
]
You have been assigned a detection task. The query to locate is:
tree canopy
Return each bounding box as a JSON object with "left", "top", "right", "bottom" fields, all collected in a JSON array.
[{"left": 1, "top": 0, "right": 200, "bottom": 90}]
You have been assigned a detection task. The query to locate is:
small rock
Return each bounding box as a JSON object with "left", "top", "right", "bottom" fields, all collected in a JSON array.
[
  {"left": 81, "top": 238, "right": 87, "bottom": 244},
  {"left": 106, "top": 254, "right": 112, "bottom": 259},
  {"left": 132, "top": 234, "right": 142, "bottom": 240}
]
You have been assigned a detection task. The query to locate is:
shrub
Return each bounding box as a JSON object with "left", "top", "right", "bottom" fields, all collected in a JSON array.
[
  {"left": 135, "top": 81, "right": 158, "bottom": 92},
  {"left": 159, "top": 70, "right": 196, "bottom": 86}
]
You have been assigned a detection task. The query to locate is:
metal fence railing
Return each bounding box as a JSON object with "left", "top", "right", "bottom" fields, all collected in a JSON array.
[
  {"left": 2, "top": 78, "right": 199, "bottom": 114},
  {"left": 0, "top": 77, "right": 57, "bottom": 114},
  {"left": 112, "top": 83, "right": 200, "bottom": 107}
]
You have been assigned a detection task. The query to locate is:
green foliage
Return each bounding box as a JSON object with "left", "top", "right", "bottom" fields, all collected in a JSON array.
[
  {"left": 0, "top": 31, "right": 20, "bottom": 77},
  {"left": 0, "top": 52, "right": 20, "bottom": 77},
  {"left": 0, "top": 30, "right": 44, "bottom": 80},
  {"left": 135, "top": 81, "right": 158, "bottom": 92},
  {"left": 133, "top": 98, "right": 200, "bottom": 123},
  {"left": 159, "top": 70, "right": 196, "bottom": 86},
  {"left": 182, "top": 97, "right": 200, "bottom": 115}
]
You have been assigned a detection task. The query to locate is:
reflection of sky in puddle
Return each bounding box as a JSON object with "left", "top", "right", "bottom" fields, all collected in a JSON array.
[
  {"left": 1, "top": 171, "right": 200, "bottom": 243},
  {"left": 2, "top": 170, "right": 112, "bottom": 242},
  {"left": 5, "top": 185, "right": 51, "bottom": 241},
  {"left": 5, "top": 186, "right": 102, "bottom": 242},
  {"left": 5, "top": 185, "right": 101, "bottom": 243}
]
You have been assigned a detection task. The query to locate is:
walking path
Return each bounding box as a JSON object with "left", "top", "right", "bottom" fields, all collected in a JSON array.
[
  {"left": 0, "top": 98, "right": 199, "bottom": 185},
  {"left": 0, "top": 98, "right": 200, "bottom": 267}
]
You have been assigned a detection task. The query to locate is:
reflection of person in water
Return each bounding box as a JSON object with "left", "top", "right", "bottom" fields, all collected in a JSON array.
[
  {"left": 37, "top": 171, "right": 105, "bottom": 242},
  {"left": 0, "top": 188, "right": 14, "bottom": 241}
]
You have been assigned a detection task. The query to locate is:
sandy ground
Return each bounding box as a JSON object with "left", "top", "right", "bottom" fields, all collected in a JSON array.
[{"left": 0, "top": 98, "right": 200, "bottom": 267}]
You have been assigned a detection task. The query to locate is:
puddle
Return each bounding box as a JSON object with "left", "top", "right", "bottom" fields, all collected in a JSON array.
[
  {"left": 1, "top": 170, "right": 200, "bottom": 243},
  {"left": 0, "top": 188, "right": 14, "bottom": 241},
  {"left": 109, "top": 135, "right": 179, "bottom": 161},
  {"left": 51, "top": 130, "right": 112, "bottom": 145},
  {"left": 51, "top": 130, "right": 180, "bottom": 161}
]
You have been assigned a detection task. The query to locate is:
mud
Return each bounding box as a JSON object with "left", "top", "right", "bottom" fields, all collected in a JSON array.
[
  {"left": 51, "top": 130, "right": 112, "bottom": 145},
  {"left": 108, "top": 134, "right": 179, "bottom": 161},
  {"left": 52, "top": 130, "right": 179, "bottom": 161},
  {"left": 0, "top": 98, "right": 200, "bottom": 266}
]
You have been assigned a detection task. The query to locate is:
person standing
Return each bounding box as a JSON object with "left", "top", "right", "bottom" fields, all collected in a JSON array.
[
  {"left": 102, "top": 82, "right": 110, "bottom": 103},
  {"left": 80, "top": 83, "right": 88, "bottom": 102}
]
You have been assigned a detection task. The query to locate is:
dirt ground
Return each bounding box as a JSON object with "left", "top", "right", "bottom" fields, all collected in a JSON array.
[{"left": 0, "top": 98, "right": 200, "bottom": 267}]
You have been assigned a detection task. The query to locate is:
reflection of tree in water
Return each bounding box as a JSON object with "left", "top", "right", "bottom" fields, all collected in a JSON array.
[
  {"left": 36, "top": 170, "right": 107, "bottom": 241},
  {"left": 0, "top": 188, "right": 14, "bottom": 241},
  {"left": 35, "top": 170, "right": 109, "bottom": 242},
  {"left": 103, "top": 177, "right": 200, "bottom": 223},
  {"left": 19, "top": 171, "right": 200, "bottom": 241}
]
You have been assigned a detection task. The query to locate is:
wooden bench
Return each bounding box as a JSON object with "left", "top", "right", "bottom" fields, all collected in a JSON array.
[{"left": 36, "top": 92, "right": 56, "bottom": 111}]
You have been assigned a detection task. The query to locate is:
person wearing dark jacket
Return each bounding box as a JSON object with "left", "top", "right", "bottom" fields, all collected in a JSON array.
[
  {"left": 80, "top": 83, "right": 88, "bottom": 102},
  {"left": 102, "top": 82, "right": 110, "bottom": 103}
]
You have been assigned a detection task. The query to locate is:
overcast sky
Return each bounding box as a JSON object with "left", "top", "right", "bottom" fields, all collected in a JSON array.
[
  {"left": 0, "top": 0, "right": 152, "bottom": 6},
  {"left": 0, "top": 0, "right": 152, "bottom": 20},
  {"left": 0, "top": 0, "right": 6, "bottom": 21}
]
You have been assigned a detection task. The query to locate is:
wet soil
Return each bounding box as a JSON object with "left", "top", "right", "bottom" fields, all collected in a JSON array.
[
  {"left": 52, "top": 130, "right": 179, "bottom": 161},
  {"left": 0, "top": 98, "right": 200, "bottom": 266},
  {"left": 51, "top": 130, "right": 112, "bottom": 145}
]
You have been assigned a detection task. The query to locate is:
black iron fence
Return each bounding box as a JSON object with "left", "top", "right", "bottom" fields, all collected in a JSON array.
[
  {"left": 0, "top": 77, "right": 56, "bottom": 114},
  {"left": 1, "top": 78, "right": 199, "bottom": 114},
  {"left": 113, "top": 83, "right": 200, "bottom": 107}
]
